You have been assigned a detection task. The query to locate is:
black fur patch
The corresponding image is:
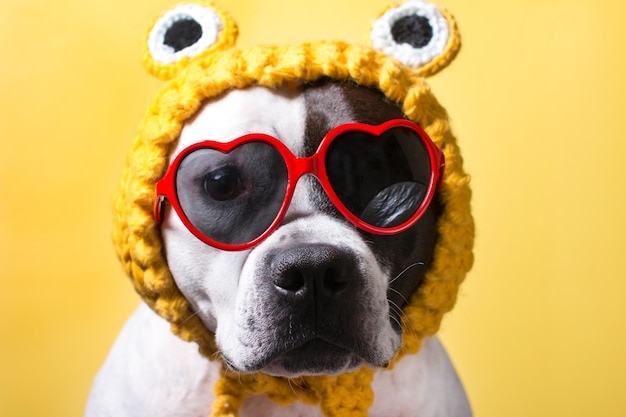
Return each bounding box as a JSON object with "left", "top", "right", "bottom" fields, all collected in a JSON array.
[{"left": 302, "top": 79, "right": 440, "bottom": 329}]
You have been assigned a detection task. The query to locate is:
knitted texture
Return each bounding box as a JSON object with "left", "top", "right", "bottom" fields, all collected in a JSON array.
[
  {"left": 210, "top": 367, "right": 375, "bottom": 417},
  {"left": 371, "top": 1, "right": 460, "bottom": 77},
  {"left": 112, "top": 2, "right": 473, "bottom": 416}
]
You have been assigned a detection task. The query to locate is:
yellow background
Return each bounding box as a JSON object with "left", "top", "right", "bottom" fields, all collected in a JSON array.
[{"left": 1, "top": 0, "right": 625, "bottom": 415}]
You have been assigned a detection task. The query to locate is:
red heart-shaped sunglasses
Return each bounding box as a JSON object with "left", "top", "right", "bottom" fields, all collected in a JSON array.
[{"left": 154, "top": 119, "right": 444, "bottom": 251}]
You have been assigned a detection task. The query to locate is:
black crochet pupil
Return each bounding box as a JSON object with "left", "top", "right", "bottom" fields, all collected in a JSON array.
[
  {"left": 164, "top": 18, "right": 203, "bottom": 52},
  {"left": 391, "top": 15, "right": 433, "bottom": 49}
]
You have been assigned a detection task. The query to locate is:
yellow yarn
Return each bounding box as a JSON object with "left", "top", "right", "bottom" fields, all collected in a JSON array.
[
  {"left": 112, "top": 1, "right": 473, "bottom": 416},
  {"left": 210, "top": 367, "right": 375, "bottom": 417},
  {"left": 142, "top": 1, "right": 239, "bottom": 81}
]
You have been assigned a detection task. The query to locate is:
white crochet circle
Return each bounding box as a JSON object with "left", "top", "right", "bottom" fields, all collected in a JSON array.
[
  {"left": 371, "top": 0, "right": 449, "bottom": 69},
  {"left": 148, "top": 4, "right": 223, "bottom": 64}
]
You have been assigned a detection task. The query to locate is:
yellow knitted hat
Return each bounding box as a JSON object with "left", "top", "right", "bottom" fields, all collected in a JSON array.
[{"left": 112, "top": 1, "right": 473, "bottom": 416}]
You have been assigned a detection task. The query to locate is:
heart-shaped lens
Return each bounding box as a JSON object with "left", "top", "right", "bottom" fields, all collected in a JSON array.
[
  {"left": 175, "top": 141, "right": 288, "bottom": 245},
  {"left": 324, "top": 126, "right": 431, "bottom": 229}
]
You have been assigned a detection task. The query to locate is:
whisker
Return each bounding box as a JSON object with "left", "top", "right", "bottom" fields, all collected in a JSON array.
[
  {"left": 387, "top": 286, "right": 410, "bottom": 309},
  {"left": 180, "top": 309, "right": 201, "bottom": 326},
  {"left": 387, "top": 297, "right": 420, "bottom": 342},
  {"left": 210, "top": 351, "right": 222, "bottom": 362},
  {"left": 286, "top": 377, "right": 309, "bottom": 400},
  {"left": 388, "top": 311, "right": 402, "bottom": 331},
  {"left": 389, "top": 261, "right": 424, "bottom": 285},
  {"left": 387, "top": 261, "right": 424, "bottom": 341},
  {"left": 388, "top": 299, "right": 406, "bottom": 319},
  {"left": 289, "top": 377, "right": 310, "bottom": 392}
]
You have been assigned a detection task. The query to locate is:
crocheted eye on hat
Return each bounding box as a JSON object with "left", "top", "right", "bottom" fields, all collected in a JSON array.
[{"left": 112, "top": 1, "right": 473, "bottom": 416}]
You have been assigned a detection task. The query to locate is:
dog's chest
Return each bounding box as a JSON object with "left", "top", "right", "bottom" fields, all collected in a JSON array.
[{"left": 209, "top": 340, "right": 444, "bottom": 417}]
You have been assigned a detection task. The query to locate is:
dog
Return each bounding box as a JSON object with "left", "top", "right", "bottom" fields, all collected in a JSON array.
[{"left": 86, "top": 78, "right": 471, "bottom": 416}]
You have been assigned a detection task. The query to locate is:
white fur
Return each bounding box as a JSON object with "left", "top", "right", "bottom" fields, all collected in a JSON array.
[
  {"left": 86, "top": 304, "right": 470, "bottom": 417},
  {"left": 160, "top": 85, "right": 311, "bottom": 336},
  {"left": 86, "top": 86, "right": 471, "bottom": 416}
]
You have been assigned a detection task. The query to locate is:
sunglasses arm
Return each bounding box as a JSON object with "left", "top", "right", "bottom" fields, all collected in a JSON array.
[{"left": 153, "top": 194, "right": 167, "bottom": 224}]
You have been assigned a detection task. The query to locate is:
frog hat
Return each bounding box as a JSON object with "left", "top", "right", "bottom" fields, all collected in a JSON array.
[{"left": 112, "top": 1, "right": 474, "bottom": 416}]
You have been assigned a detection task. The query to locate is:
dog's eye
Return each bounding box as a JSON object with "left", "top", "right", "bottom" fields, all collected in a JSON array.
[
  {"left": 370, "top": 0, "right": 452, "bottom": 69},
  {"left": 147, "top": 4, "right": 224, "bottom": 64},
  {"left": 203, "top": 166, "right": 243, "bottom": 201}
]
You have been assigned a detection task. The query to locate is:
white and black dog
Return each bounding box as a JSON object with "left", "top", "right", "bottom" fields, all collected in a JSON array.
[{"left": 86, "top": 79, "right": 471, "bottom": 416}]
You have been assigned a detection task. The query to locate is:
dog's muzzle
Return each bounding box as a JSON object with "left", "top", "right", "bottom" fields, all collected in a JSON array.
[{"left": 226, "top": 242, "right": 399, "bottom": 376}]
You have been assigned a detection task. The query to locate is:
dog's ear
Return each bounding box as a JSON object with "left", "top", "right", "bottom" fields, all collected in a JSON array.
[
  {"left": 370, "top": 0, "right": 460, "bottom": 77},
  {"left": 142, "top": 1, "right": 238, "bottom": 80}
]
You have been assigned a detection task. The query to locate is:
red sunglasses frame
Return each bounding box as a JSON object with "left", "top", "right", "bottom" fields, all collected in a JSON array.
[{"left": 154, "top": 119, "right": 445, "bottom": 251}]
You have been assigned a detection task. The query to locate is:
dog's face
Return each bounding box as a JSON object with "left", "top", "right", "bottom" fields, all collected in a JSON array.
[{"left": 161, "top": 79, "right": 439, "bottom": 377}]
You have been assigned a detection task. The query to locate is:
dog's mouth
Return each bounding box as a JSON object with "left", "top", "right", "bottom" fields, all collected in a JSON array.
[
  {"left": 221, "top": 328, "right": 396, "bottom": 377},
  {"left": 241, "top": 338, "right": 365, "bottom": 377}
]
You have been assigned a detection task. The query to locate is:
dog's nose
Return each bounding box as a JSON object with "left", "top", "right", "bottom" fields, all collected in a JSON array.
[{"left": 270, "top": 244, "right": 355, "bottom": 302}]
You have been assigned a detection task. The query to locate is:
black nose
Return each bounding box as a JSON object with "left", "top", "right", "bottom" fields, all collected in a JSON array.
[{"left": 270, "top": 244, "right": 356, "bottom": 303}]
